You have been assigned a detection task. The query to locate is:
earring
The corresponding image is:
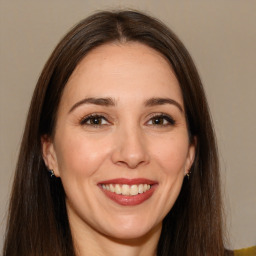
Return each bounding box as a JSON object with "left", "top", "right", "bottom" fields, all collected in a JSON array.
[
  {"left": 186, "top": 170, "right": 191, "bottom": 179},
  {"left": 48, "top": 169, "right": 55, "bottom": 178}
]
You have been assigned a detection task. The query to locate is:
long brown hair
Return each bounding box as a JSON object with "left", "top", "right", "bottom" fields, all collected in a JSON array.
[{"left": 3, "top": 10, "right": 232, "bottom": 256}]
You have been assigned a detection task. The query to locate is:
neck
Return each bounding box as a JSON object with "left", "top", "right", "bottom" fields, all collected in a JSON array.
[{"left": 71, "top": 220, "right": 161, "bottom": 256}]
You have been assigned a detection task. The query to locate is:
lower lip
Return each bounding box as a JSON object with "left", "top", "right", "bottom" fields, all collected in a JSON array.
[{"left": 99, "top": 185, "right": 157, "bottom": 206}]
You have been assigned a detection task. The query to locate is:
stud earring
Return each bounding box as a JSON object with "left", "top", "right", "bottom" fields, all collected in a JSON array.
[
  {"left": 186, "top": 170, "right": 191, "bottom": 179},
  {"left": 48, "top": 169, "right": 55, "bottom": 178}
]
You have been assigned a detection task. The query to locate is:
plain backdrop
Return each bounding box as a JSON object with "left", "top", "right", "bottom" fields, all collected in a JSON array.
[{"left": 1, "top": 0, "right": 256, "bottom": 251}]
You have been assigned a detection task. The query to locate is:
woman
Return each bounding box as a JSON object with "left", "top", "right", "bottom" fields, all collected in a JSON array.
[{"left": 3, "top": 10, "right": 233, "bottom": 255}]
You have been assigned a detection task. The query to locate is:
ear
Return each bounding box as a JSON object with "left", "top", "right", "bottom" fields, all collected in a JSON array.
[
  {"left": 184, "top": 136, "right": 197, "bottom": 175},
  {"left": 41, "top": 135, "right": 60, "bottom": 177}
]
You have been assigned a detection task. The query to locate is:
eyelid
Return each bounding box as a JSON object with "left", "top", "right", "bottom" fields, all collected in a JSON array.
[
  {"left": 79, "top": 113, "right": 111, "bottom": 126},
  {"left": 78, "top": 112, "right": 175, "bottom": 127},
  {"left": 145, "top": 113, "right": 176, "bottom": 126}
]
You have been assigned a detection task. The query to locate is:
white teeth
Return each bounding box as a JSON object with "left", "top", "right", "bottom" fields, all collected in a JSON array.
[
  {"left": 115, "top": 184, "right": 122, "bottom": 194},
  {"left": 109, "top": 184, "right": 115, "bottom": 192},
  {"left": 130, "top": 185, "right": 138, "bottom": 195},
  {"left": 102, "top": 184, "right": 151, "bottom": 196},
  {"left": 121, "top": 184, "right": 130, "bottom": 195},
  {"left": 138, "top": 184, "right": 144, "bottom": 194}
]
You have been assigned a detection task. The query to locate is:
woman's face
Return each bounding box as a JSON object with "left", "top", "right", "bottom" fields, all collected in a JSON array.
[{"left": 42, "top": 42, "right": 195, "bottom": 240}]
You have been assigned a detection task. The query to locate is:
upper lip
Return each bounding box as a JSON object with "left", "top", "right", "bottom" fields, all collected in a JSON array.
[{"left": 98, "top": 178, "right": 157, "bottom": 185}]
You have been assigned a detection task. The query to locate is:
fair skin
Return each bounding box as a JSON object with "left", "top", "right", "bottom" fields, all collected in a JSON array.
[{"left": 42, "top": 42, "right": 195, "bottom": 256}]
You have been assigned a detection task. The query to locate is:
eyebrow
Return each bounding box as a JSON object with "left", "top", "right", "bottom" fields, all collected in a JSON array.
[
  {"left": 69, "top": 97, "right": 183, "bottom": 113},
  {"left": 144, "top": 97, "right": 183, "bottom": 112},
  {"left": 69, "top": 97, "right": 115, "bottom": 113}
]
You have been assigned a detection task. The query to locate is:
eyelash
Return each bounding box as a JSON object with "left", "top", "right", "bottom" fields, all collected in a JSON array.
[
  {"left": 147, "top": 113, "right": 176, "bottom": 126},
  {"left": 79, "top": 113, "right": 176, "bottom": 127},
  {"left": 80, "top": 114, "right": 109, "bottom": 127}
]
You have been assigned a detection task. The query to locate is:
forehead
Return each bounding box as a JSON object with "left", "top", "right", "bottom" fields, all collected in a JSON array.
[{"left": 61, "top": 42, "right": 183, "bottom": 107}]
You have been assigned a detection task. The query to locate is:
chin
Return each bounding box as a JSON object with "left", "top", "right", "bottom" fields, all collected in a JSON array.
[{"left": 102, "top": 218, "right": 161, "bottom": 241}]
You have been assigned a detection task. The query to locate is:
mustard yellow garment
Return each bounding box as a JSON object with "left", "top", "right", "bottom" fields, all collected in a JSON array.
[{"left": 234, "top": 246, "right": 256, "bottom": 256}]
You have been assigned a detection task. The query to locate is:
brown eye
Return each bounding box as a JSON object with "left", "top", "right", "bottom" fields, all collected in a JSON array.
[
  {"left": 151, "top": 116, "right": 165, "bottom": 125},
  {"left": 80, "top": 115, "right": 109, "bottom": 126},
  {"left": 88, "top": 117, "right": 103, "bottom": 125},
  {"left": 147, "top": 114, "right": 175, "bottom": 126}
]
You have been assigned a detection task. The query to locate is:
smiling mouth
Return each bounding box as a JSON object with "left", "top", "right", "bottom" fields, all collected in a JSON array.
[
  {"left": 98, "top": 178, "right": 157, "bottom": 206},
  {"left": 101, "top": 184, "right": 151, "bottom": 196}
]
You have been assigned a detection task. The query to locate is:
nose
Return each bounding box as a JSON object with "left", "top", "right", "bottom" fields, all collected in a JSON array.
[{"left": 111, "top": 126, "right": 150, "bottom": 169}]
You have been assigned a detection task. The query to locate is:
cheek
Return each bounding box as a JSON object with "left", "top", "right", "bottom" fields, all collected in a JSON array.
[
  {"left": 54, "top": 132, "right": 111, "bottom": 178},
  {"left": 150, "top": 135, "right": 189, "bottom": 174}
]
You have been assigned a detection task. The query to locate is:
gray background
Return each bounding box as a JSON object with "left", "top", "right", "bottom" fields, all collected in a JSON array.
[{"left": 1, "top": 0, "right": 256, "bottom": 251}]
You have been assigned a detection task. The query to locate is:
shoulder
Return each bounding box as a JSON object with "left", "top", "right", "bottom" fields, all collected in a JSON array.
[{"left": 234, "top": 246, "right": 256, "bottom": 256}]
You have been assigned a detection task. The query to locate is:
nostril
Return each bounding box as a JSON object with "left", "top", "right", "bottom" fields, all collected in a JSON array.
[
  {"left": 111, "top": 130, "right": 150, "bottom": 168},
  {"left": 112, "top": 150, "right": 150, "bottom": 169}
]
